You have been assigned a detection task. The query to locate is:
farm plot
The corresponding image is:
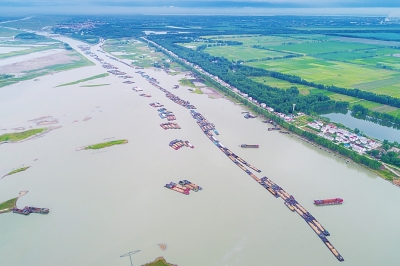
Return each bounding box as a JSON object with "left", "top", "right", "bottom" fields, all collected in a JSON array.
[
  {"left": 246, "top": 56, "right": 400, "bottom": 92},
  {"left": 202, "top": 35, "right": 305, "bottom": 47},
  {"left": 339, "top": 32, "right": 400, "bottom": 41},
  {"left": 204, "top": 45, "right": 289, "bottom": 61},
  {"left": 352, "top": 55, "right": 400, "bottom": 70},
  {"left": 269, "top": 41, "right": 379, "bottom": 55}
]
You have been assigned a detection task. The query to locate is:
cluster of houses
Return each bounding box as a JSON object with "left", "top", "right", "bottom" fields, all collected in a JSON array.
[{"left": 308, "top": 122, "right": 379, "bottom": 154}]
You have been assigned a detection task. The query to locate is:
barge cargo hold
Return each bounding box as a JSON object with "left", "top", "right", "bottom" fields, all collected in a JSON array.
[
  {"left": 25, "top": 206, "right": 50, "bottom": 214},
  {"left": 314, "top": 198, "right": 343, "bottom": 206},
  {"left": 240, "top": 144, "right": 259, "bottom": 148}
]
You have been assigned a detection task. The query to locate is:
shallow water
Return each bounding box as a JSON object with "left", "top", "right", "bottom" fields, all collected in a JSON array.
[{"left": 1, "top": 39, "right": 400, "bottom": 266}]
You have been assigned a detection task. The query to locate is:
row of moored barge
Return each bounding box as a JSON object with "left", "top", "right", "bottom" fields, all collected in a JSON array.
[
  {"left": 160, "top": 122, "right": 181, "bottom": 130},
  {"left": 146, "top": 80, "right": 196, "bottom": 109},
  {"left": 13, "top": 206, "right": 49, "bottom": 215},
  {"left": 189, "top": 109, "right": 344, "bottom": 262},
  {"left": 169, "top": 139, "right": 194, "bottom": 150}
]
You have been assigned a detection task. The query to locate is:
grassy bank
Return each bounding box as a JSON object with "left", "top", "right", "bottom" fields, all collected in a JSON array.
[
  {"left": 85, "top": 139, "right": 128, "bottom": 150},
  {"left": 142, "top": 257, "right": 176, "bottom": 266},
  {"left": 56, "top": 73, "right": 109, "bottom": 87},
  {"left": 3, "top": 166, "right": 30, "bottom": 178},
  {"left": 0, "top": 128, "right": 46, "bottom": 143},
  {"left": 179, "top": 78, "right": 196, "bottom": 88},
  {"left": 0, "top": 197, "right": 18, "bottom": 212},
  {"left": 80, "top": 84, "right": 110, "bottom": 87}
]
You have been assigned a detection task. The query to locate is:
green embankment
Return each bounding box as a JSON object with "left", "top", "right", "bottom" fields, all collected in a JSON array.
[
  {"left": 179, "top": 78, "right": 196, "bottom": 88},
  {"left": 80, "top": 84, "right": 110, "bottom": 87},
  {"left": 85, "top": 139, "right": 128, "bottom": 150},
  {"left": 3, "top": 166, "right": 30, "bottom": 178},
  {"left": 56, "top": 73, "right": 109, "bottom": 87},
  {"left": 143, "top": 257, "right": 176, "bottom": 266},
  {"left": 0, "top": 128, "right": 46, "bottom": 143},
  {"left": 0, "top": 197, "right": 18, "bottom": 212}
]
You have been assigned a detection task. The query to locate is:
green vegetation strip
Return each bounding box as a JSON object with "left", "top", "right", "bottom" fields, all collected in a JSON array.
[
  {"left": 179, "top": 78, "right": 196, "bottom": 88},
  {"left": 142, "top": 257, "right": 176, "bottom": 266},
  {"left": 56, "top": 73, "right": 109, "bottom": 87},
  {"left": 0, "top": 197, "right": 18, "bottom": 212},
  {"left": 85, "top": 139, "right": 128, "bottom": 150},
  {"left": 80, "top": 84, "right": 110, "bottom": 87},
  {"left": 3, "top": 166, "right": 30, "bottom": 178},
  {"left": 0, "top": 128, "right": 46, "bottom": 143}
]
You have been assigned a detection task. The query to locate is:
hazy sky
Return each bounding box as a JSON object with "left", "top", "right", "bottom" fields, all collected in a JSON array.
[{"left": 1, "top": 0, "right": 400, "bottom": 15}]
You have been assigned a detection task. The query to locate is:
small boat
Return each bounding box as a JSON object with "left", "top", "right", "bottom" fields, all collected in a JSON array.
[{"left": 314, "top": 198, "right": 343, "bottom": 206}]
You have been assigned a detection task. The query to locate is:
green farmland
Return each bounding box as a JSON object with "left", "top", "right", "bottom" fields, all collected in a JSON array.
[
  {"left": 245, "top": 56, "right": 400, "bottom": 97},
  {"left": 204, "top": 45, "right": 289, "bottom": 61},
  {"left": 269, "top": 41, "right": 379, "bottom": 55},
  {"left": 201, "top": 35, "right": 305, "bottom": 46}
]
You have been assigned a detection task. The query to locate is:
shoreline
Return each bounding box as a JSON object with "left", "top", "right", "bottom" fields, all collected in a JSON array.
[
  {"left": 142, "top": 257, "right": 177, "bottom": 266},
  {"left": 0, "top": 190, "right": 28, "bottom": 214}
]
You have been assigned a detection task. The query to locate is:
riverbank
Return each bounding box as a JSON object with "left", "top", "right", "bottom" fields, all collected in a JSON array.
[
  {"left": 0, "top": 191, "right": 28, "bottom": 214},
  {"left": 142, "top": 257, "right": 177, "bottom": 266}
]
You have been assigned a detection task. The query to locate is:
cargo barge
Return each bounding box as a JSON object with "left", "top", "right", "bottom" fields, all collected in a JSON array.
[
  {"left": 240, "top": 144, "right": 259, "bottom": 148},
  {"left": 25, "top": 206, "right": 49, "bottom": 214},
  {"left": 150, "top": 102, "right": 163, "bottom": 108},
  {"left": 314, "top": 198, "right": 343, "bottom": 206},
  {"left": 160, "top": 122, "right": 181, "bottom": 130},
  {"left": 169, "top": 139, "right": 194, "bottom": 150},
  {"left": 164, "top": 182, "right": 190, "bottom": 195},
  {"left": 13, "top": 206, "right": 50, "bottom": 215},
  {"left": 179, "top": 180, "right": 202, "bottom": 192}
]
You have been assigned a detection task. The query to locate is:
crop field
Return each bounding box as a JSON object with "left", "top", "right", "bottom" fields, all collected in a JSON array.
[
  {"left": 340, "top": 33, "right": 400, "bottom": 41},
  {"left": 202, "top": 35, "right": 305, "bottom": 47},
  {"left": 103, "top": 39, "right": 176, "bottom": 68},
  {"left": 286, "top": 34, "right": 334, "bottom": 40},
  {"left": 204, "top": 46, "right": 289, "bottom": 61},
  {"left": 198, "top": 34, "right": 400, "bottom": 117},
  {"left": 269, "top": 41, "right": 379, "bottom": 55},
  {"left": 245, "top": 56, "right": 400, "bottom": 95},
  {"left": 251, "top": 76, "right": 315, "bottom": 95},
  {"left": 353, "top": 76, "right": 400, "bottom": 91},
  {"left": 352, "top": 55, "right": 400, "bottom": 70}
]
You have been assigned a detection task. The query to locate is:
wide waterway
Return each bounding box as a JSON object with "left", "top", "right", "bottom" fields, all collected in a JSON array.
[
  {"left": 320, "top": 110, "right": 400, "bottom": 143},
  {"left": 1, "top": 38, "right": 400, "bottom": 266}
]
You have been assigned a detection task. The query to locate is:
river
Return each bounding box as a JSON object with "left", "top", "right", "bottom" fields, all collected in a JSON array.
[{"left": 1, "top": 38, "right": 400, "bottom": 266}]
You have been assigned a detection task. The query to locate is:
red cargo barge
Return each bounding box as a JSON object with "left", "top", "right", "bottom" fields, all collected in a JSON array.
[{"left": 314, "top": 198, "right": 343, "bottom": 206}]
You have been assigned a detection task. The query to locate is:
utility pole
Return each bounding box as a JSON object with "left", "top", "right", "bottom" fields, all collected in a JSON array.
[{"left": 120, "top": 250, "right": 140, "bottom": 266}]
